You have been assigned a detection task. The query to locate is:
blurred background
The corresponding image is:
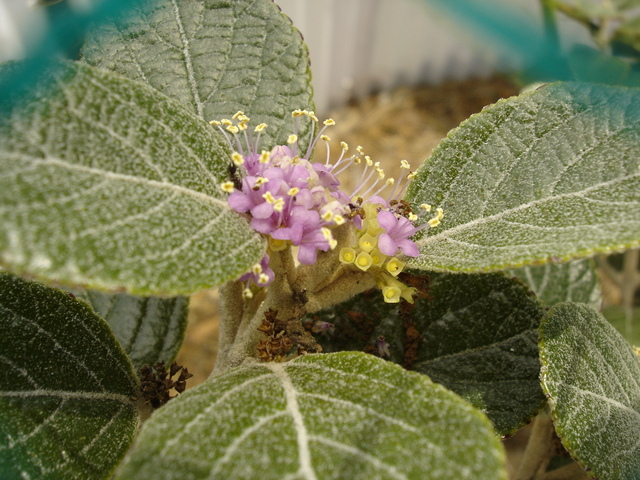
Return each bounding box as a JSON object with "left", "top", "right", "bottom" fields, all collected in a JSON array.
[{"left": 2, "top": 1, "right": 640, "bottom": 474}]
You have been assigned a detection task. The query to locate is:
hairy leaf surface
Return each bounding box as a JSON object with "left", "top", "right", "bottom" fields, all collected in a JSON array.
[
  {"left": 507, "top": 258, "right": 602, "bottom": 308},
  {"left": 82, "top": 0, "right": 314, "bottom": 148},
  {"left": 306, "top": 272, "right": 546, "bottom": 435},
  {"left": 116, "top": 352, "right": 507, "bottom": 480},
  {"left": 0, "top": 61, "right": 264, "bottom": 294},
  {"left": 0, "top": 272, "right": 139, "bottom": 480},
  {"left": 540, "top": 302, "right": 640, "bottom": 480},
  {"left": 406, "top": 82, "right": 640, "bottom": 272},
  {"left": 73, "top": 289, "right": 188, "bottom": 369}
]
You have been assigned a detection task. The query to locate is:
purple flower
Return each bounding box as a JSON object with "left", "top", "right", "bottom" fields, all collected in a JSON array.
[{"left": 377, "top": 210, "right": 419, "bottom": 257}]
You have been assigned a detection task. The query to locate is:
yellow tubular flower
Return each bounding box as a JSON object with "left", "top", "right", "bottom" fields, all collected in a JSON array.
[
  {"left": 385, "top": 257, "right": 405, "bottom": 277},
  {"left": 269, "top": 237, "right": 288, "bottom": 251},
  {"left": 358, "top": 233, "right": 377, "bottom": 253},
  {"left": 382, "top": 285, "right": 402, "bottom": 303},
  {"left": 354, "top": 252, "right": 374, "bottom": 271},
  {"left": 370, "top": 249, "right": 386, "bottom": 267},
  {"left": 339, "top": 247, "right": 357, "bottom": 264}
]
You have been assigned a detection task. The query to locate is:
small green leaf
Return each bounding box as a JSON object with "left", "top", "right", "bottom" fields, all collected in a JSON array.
[
  {"left": 72, "top": 289, "right": 188, "bottom": 370},
  {"left": 540, "top": 302, "right": 640, "bottom": 480},
  {"left": 82, "top": 0, "right": 314, "bottom": 149},
  {"left": 0, "top": 272, "right": 139, "bottom": 480},
  {"left": 406, "top": 82, "right": 640, "bottom": 273},
  {"left": 116, "top": 352, "right": 507, "bottom": 480},
  {"left": 0, "top": 61, "right": 264, "bottom": 294},
  {"left": 308, "top": 272, "right": 546, "bottom": 436},
  {"left": 507, "top": 258, "right": 602, "bottom": 308}
]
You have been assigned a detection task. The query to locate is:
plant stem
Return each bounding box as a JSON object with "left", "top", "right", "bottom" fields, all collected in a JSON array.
[
  {"left": 539, "top": 462, "right": 590, "bottom": 480},
  {"left": 514, "top": 412, "right": 555, "bottom": 480}
]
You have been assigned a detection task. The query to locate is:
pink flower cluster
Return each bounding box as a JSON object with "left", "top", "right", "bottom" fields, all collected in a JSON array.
[{"left": 212, "top": 111, "right": 443, "bottom": 301}]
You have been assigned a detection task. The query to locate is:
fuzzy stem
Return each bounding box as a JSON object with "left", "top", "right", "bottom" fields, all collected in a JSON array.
[
  {"left": 539, "top": 463, "right": 590, "bottom": 480},
  {"left": 514, "top": 412, "right": 555, "bottom": 480},
  {"left": 213, "top": 280, "right": 245, "bottom": 376},
  {"left": 305, "top": 270, "right": 377, "bottom": 314}
]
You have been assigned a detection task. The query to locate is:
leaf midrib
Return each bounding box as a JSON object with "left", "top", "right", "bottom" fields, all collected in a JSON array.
[{"left": 417, "top": 172, "right": 640, "bottom": 247}]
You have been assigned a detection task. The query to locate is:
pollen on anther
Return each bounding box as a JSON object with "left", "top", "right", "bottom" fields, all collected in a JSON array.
[
  {"left": 232, "top": 111, "right": 245, "bottom": 120},
  {"left": 243, "top": 288, "right": 253, "bottom": 299},
  {"left": 400, "top": 160, "right": 411, "bottom": 170},
  {"left": 287, "top": 134, "right": 298, "bottom": 145},
  {"left": 209, "top": 120, "right": 221, "bottom": 126},
  {"left": 221, "top": 119, "right": 232, "bottom": 126},
  {"left": 323, "top": 118, "right": 336, "bottom": 126},
  {"left": 252, "top": 263, "right": 263, "bottom": 275},
  {"left": 231, "top": 152, "right": 244, "bottom": 166},
  {"left": 340, "top": 141, "right": 349, "bottom": 151},
  {"left": 334, "top": 215, "right": 345, "bottom": 225},
  {"left": 255, "top": 123, "right": 268, "bottom": 132},
  {"left": 226, "top": 125, "right": 239, "bottom": 134},
  {"left": 258, "top": 273, "right": 270, "bottom": 285},
  {"left": 221, "top": 181, "right": 235, "bottom": 193},
  {"left": 320, "top": 135, "right": 331, "bottom": 142},
  {"left": 255, "top": 177, "right": 269, "bottom": 187},
  {"left": 259, "top": 150, "right": 270, "bottom": 164},
  {"left": 421, "top": 204, "right": 432, "bottom": 212},
  {"left": 288, "top": 187, "right": 300, "bottom": 196}
]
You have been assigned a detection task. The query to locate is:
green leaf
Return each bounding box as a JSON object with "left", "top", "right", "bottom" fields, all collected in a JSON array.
[
  {"left": 0, "top": 60, "right": 264, "bottom": 294},
  {"left": 406, "top": 82, "right": 640, "bottom": 273},
  {"left": 507, "top": 258, "right": 602, "bottom": 308},
  {"left": 72, "top": 289, "right": 188, "bottom": 370},
  {"left": 81, "top": 0, "right": 314, "bottom": 149},
  {"left": 116, "top": 352, "right": 507, "bottom": 480},
  {"left": 540, "top": 302, "right": 640, "bottom": 480},
  {"left": 308, "top": 272, "right": 546, "bottom": 435},
  {"left": 0, "top": 272, "right": 139, "bottom": 480}
]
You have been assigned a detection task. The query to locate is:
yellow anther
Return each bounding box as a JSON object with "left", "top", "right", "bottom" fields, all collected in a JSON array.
[
  {"left": 209, "top": 120, "right": 221, "bottom": 126},
  {"left": 421, "top": 204, "right": 432, "bottom": 212},
  {"left": 231, "top": 152, "right": 244, "bottom": 166},
  {"left": 436, "top": 207, "right": 444, "bottom": 219},
  {"left": 292, "top": 110, "right": 304, "bottom": 117},
  {"left": 226, "top": 125, "right": 239, "bottom": 134},
  {"left": 320, "top": 135, "right": 331, "bottom": 142},
  {"left": 355, "top": 251, "right": 374, "bottom": 271},
  {"left": 386, "top": 178, "right": 395, "bottom": 186},
  {"left": 287, "top": 134, "right": 298, "bottom": 145},
  {"left": 339, "top": 247, "right": 357, "bottom": 264},
  {"left": 273, "top": 198, "right": 285, "bottom": 212},
  {"left": 221, "top": 119, "right": 232, "bottom": 126},
  {"left": 309, "top": 111, "right": 318, "bottom": 122},
  {"left": 357, "top": 146, "right": 365, "bottom": 155},
  {"left": 237, "top": 121, "right": 248, "bottom": 131},
  {"left": 258, "top": 273, "right": 270, "bottom": 285},
  {"left": 243, "top": 288, "right": 253, "bottom": 299},
  {"left": 291, "top": 156, "right": 301, "bottom": 165},
  {"left": 262, "top": 192, "right": 277, "bottom": 204},
  {"left": 321, "top": 228, "right": 337, "bottom": 249},
  {"left": 323, "top": 118, "right": 336, "bottom": 126},
  {"left": 232, "top": 111, "right": 245, "bottom": 119},
  {"left": 385, "top": 257, "right": 405, "bottom": 277},
  {"left": 377, "top": 169, "right": 385, "bottom": 180},
  {"left": 255, "top": 177, "right": 269, "bottom": 187},
  {"left": 259, "top": 150, "right": 270, "bottom": 164},
  {"left": 269, "top": 237, "right": 288, "bottom": 251},
  {"left": 237, "top": 114, "right": 250, "bottom": 122},
  {"left": 365, "top": 156, "right": 373, "bottom": 167},
  {"left": 400, "top": 160, "right": 411, "bottom": 170},
  {"left": 333, "top": 215, "right": 345, "bottom": 226},
  {"left": 321, "top": 211, "right": 334, "bottom": 222},
  {"left": 288, "top": 187, "right": 300, "bottom": 196},
  {"left": 358, "top": 233, "right": 377, "bottom": 253},
  {"left": 341, "top": 141, "right": 349, "bottom": 151},
  {"left": 354, "top": 156, "right": 362, "bottom": 164},
  {"left": 428, "top": 218, "right": 441, "bottom": 228},
  {"left": 220, "top": 181, "right": 235, "bottom": 193},
  {"left": 408, "top": 213, "right": 418, "bottom": 222},
  {"left": 255, "top": 123, "right": 268, "bottom": 132},
  {"left": 251, "top": 263, "right": 263, "bottom": 275},
  {"left": 407, "top": 172, "right": 416, "bottom": 179}
]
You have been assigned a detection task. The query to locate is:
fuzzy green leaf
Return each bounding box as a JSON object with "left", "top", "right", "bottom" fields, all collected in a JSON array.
[
  {"left": 406, "top": 82, "right": 640, "bottom": 272},
  {"left": 0, "top": 61, "right": 264, "bottom": 294},
  {"left": 72, "top": 289, "right": 188, "bottom": 370},
  {"left": 507, "top": 258, "right": 602, "bottom": 308},
  {"left": 116, "top": 352, "right": 507, "bottom": 480},
  {"left": 540, "top": 302, "right": 640, "bottom": 480},
  {"left": 307, "top": 272, "right": 546, "bottom": 436},
  {"left": 0, "top": 272, "right": 139, "bottom": 480},
  {"left": 82, "top": 0, "right": 314, "bottom": 148}
]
